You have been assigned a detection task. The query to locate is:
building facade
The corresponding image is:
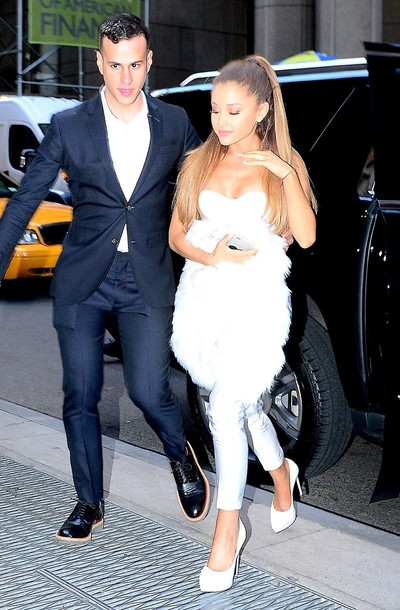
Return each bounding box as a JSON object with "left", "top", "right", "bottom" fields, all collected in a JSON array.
[{"left": 0, "top": 0, "right": 399, "bottom": 98}]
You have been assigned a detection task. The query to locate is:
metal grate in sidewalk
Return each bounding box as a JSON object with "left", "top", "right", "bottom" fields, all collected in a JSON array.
[{"left": 0, "top": 454, "right": 353, "bottom": 609}]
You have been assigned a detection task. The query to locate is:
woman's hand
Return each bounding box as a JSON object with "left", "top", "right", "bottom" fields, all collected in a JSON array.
[
  {"left": 238, "top": 149, "right": 293, "bottom": 180},
  {"left": 210, "top": 234, "right": 258, "bottom": 266},
  {"left": 281, "top": 228, "right": 294, "bottom": 251},
  {"left": 169, "top": 208, "right": 258, "bottom": 267},
  {"left": 238, "top": 149, "right": 316, "bottom": 249}
]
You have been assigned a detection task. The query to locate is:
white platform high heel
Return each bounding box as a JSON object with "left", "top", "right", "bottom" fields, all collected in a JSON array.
[
  {"left": 270, "top": 458, "right": 302, "bottom": 533},
  {"left": 199, "top": 519, "right": 246, "bottom": 592}
]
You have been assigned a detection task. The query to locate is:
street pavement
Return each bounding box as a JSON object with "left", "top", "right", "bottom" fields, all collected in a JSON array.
[{"left": 0, "top": 397, "right": 399, "bottom": 610}]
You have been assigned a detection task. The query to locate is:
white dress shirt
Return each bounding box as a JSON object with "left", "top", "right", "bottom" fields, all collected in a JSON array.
[{"left": 101, "top": 87, "right": 150, "bottom": 251}]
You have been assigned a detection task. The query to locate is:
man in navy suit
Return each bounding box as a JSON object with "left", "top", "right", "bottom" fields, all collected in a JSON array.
[{"left": 0, "top": 13, "right": 209, "bottom": 541}]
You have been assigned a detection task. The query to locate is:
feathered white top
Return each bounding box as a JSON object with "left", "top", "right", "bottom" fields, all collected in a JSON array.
[{"left": 171, "top": 190, "right": 291, "bottom": 404}]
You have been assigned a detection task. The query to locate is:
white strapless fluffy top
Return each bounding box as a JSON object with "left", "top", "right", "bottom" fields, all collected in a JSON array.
[
  {"left": 199, "top": 189, "right": 267, "bottom": 223},
  {"left": 172, "top": 188, "right": 292, "bottom": 400},
  {"left": 184, "top": 189, "right": 276, "bottom": 253}
]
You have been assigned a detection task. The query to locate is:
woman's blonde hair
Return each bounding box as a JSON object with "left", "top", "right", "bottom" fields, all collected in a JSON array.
[{"left": 173, "top": 54, "right": 317, "bottom": 233}]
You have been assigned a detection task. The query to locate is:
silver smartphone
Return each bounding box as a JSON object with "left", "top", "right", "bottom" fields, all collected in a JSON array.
[{"left": 227, "top": 235, "right": 254, "bottom": 251}]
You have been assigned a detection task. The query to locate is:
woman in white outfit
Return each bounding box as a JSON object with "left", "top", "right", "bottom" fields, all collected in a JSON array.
[{"left": 169, "top": 55, "right": 317, "bottom": 593}]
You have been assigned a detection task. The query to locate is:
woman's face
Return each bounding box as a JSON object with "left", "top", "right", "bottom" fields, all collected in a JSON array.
[{"left": 210, "top": 81, "right": 268, "bottom": 149}]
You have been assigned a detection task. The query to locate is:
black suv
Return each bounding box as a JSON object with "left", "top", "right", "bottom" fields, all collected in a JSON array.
[{"left": 152, "top": 42, "right": 400, "bottom": 501}]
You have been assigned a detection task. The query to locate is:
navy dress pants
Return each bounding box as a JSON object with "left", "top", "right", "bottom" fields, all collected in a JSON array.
[{"left": 53, "top": 252, "right": 185, "bottom": 504}]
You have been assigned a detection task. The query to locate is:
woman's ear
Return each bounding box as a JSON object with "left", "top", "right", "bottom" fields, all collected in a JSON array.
[{"left": 257, "top": 101, "right": 269, "bottom": 122}]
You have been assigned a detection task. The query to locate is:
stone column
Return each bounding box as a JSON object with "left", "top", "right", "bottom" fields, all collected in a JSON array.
[
  {"left": 254, "top": 0, "right": 314, "bottom": 63},
  {"left": 316, "top": 0, "right": 383, "bottom": 58}
]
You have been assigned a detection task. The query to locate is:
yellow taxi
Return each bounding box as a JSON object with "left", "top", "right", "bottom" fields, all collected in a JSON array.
[{"left": 0, "top": 175, "right": 72, "bottom": 280}]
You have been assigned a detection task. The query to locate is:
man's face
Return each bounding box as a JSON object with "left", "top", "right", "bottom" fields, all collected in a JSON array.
[{"left": 96, "top": 34, "right": 152, "bottom": 109}]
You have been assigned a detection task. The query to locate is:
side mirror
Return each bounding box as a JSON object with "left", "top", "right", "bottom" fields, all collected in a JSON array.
[{"left": 19, "top": 148, "right": 37, "bottom": 172}]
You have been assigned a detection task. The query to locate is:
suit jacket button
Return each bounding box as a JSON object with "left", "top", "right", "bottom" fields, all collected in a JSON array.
[
  {"left": 126, "top": 205, "right": 133, "bottom": 210},
  {"left": 111, "top": 238, "right": 118, "bottom": 245}
]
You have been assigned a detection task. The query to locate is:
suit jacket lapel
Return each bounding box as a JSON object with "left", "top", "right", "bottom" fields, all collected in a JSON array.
[
  {"left": 129, "top": 95, "right": 163, "bottom": 202},
  {"left": 86, "top": 94, "right": 126, "bottom": 201}
]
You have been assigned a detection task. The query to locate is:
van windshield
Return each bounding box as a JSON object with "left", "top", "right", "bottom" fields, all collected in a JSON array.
[{"left": 39, "top": 123, "right": 50, "bottom": 135}]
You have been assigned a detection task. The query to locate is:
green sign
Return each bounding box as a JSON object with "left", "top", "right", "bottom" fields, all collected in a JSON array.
[{"left": 28, "top": 0, "right": 141, "bottom": 48}]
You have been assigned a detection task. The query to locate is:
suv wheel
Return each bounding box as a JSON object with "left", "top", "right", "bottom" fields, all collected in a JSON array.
[{"left": 187, "top": 316, "right": 353, "bottom": 479}]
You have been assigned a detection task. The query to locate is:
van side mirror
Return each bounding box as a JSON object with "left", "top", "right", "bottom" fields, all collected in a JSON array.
[{"left": 19, "top": 148, "right": 37, "bottom": 172}]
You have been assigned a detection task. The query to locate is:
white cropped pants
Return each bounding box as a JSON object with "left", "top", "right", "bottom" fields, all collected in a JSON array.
[{"left": 207, "top": 383, "right": 284, "bottom": 511}]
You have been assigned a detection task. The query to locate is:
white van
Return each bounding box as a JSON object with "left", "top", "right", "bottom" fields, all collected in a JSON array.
[{"left": 0, "top": 95, "right": 80, "bottom": 192}]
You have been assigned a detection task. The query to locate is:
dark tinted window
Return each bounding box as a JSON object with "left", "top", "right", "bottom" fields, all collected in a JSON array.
[
  {"left": 0, "top": 176, "right": 18, "bottom": 197},
  {"left": 39, "top": 123, "right": 50, "bottom": 135},
  {"left": 365, "top": 41, "right": 400, "bottom": 200},
  {"left": 8, "top": 125, "right": 40, "bottom": 170},
  {"left": 157, "top": 72, "right": 372, "bottom": 199},
  {"left": 280, "top": 76, "right": 372, "bottom": 197},
  {"left": 159, "top": 90, "right": 213, "bottom": 142}
]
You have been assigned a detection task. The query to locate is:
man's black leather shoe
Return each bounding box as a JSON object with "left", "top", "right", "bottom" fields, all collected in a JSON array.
[
  {"left": 55, "top": 499, "right": 104, "bottom": 542},
  {"left": 170, "top": 442, "right": 210, "bottom": 521}
]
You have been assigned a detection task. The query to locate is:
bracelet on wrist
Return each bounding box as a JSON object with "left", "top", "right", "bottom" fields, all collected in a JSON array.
[{"left": 282, "top": 167, "right": 294, "bottom": 180}]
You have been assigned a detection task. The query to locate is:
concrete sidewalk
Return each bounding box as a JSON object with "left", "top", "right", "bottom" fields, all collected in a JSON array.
[{"left": 0, "top": 398, "right": 399, "bottom": 610}]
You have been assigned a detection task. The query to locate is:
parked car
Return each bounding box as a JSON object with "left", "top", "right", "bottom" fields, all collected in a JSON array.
[
  {"left": 0, "top": 173, "right": 72, "bottom": 280},
  {"left": 152, "top": 42, "right": 400, "bottom": 500},
  {"left": 0, "top": 95, "right": 80, "bottom": 191}
]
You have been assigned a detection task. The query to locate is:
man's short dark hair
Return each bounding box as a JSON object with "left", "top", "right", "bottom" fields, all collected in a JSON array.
[{"left": 98, "top": 13, "right": 150, "bottom": 49}]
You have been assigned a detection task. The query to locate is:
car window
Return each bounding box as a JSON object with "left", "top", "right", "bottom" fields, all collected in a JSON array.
[
  {"left": 357, "top": 148, "right": 375, "bottom": 198},
  {"left": 282, "top": 77, "right": 372, "bottom": 197},
  {"left": 159, "top": 89, "right": 213, "bottom": 142},
  {"left": 0, "top": 176, "right": 18, "bottom": 197},
  {"left": 39, "top": 123, "right": 50, "bottom": 135},
  {"left": 156, "top": 71, "right": 373, "bottom": 199},
  {"left": 8, "top": 125, "right": 40, "bottom": 170},
  {"left": 365, "top": 41, "right": 400, "bottom": 200}
]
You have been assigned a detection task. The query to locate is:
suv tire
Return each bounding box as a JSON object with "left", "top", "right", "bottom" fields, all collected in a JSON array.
[{"left": 187, "top": 316, "right": 354, "bottom": 479}]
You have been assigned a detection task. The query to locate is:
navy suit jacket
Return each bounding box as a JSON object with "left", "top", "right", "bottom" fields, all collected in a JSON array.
[{"left": 0, "top": 93, "right": 200, "bottom": 307}]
